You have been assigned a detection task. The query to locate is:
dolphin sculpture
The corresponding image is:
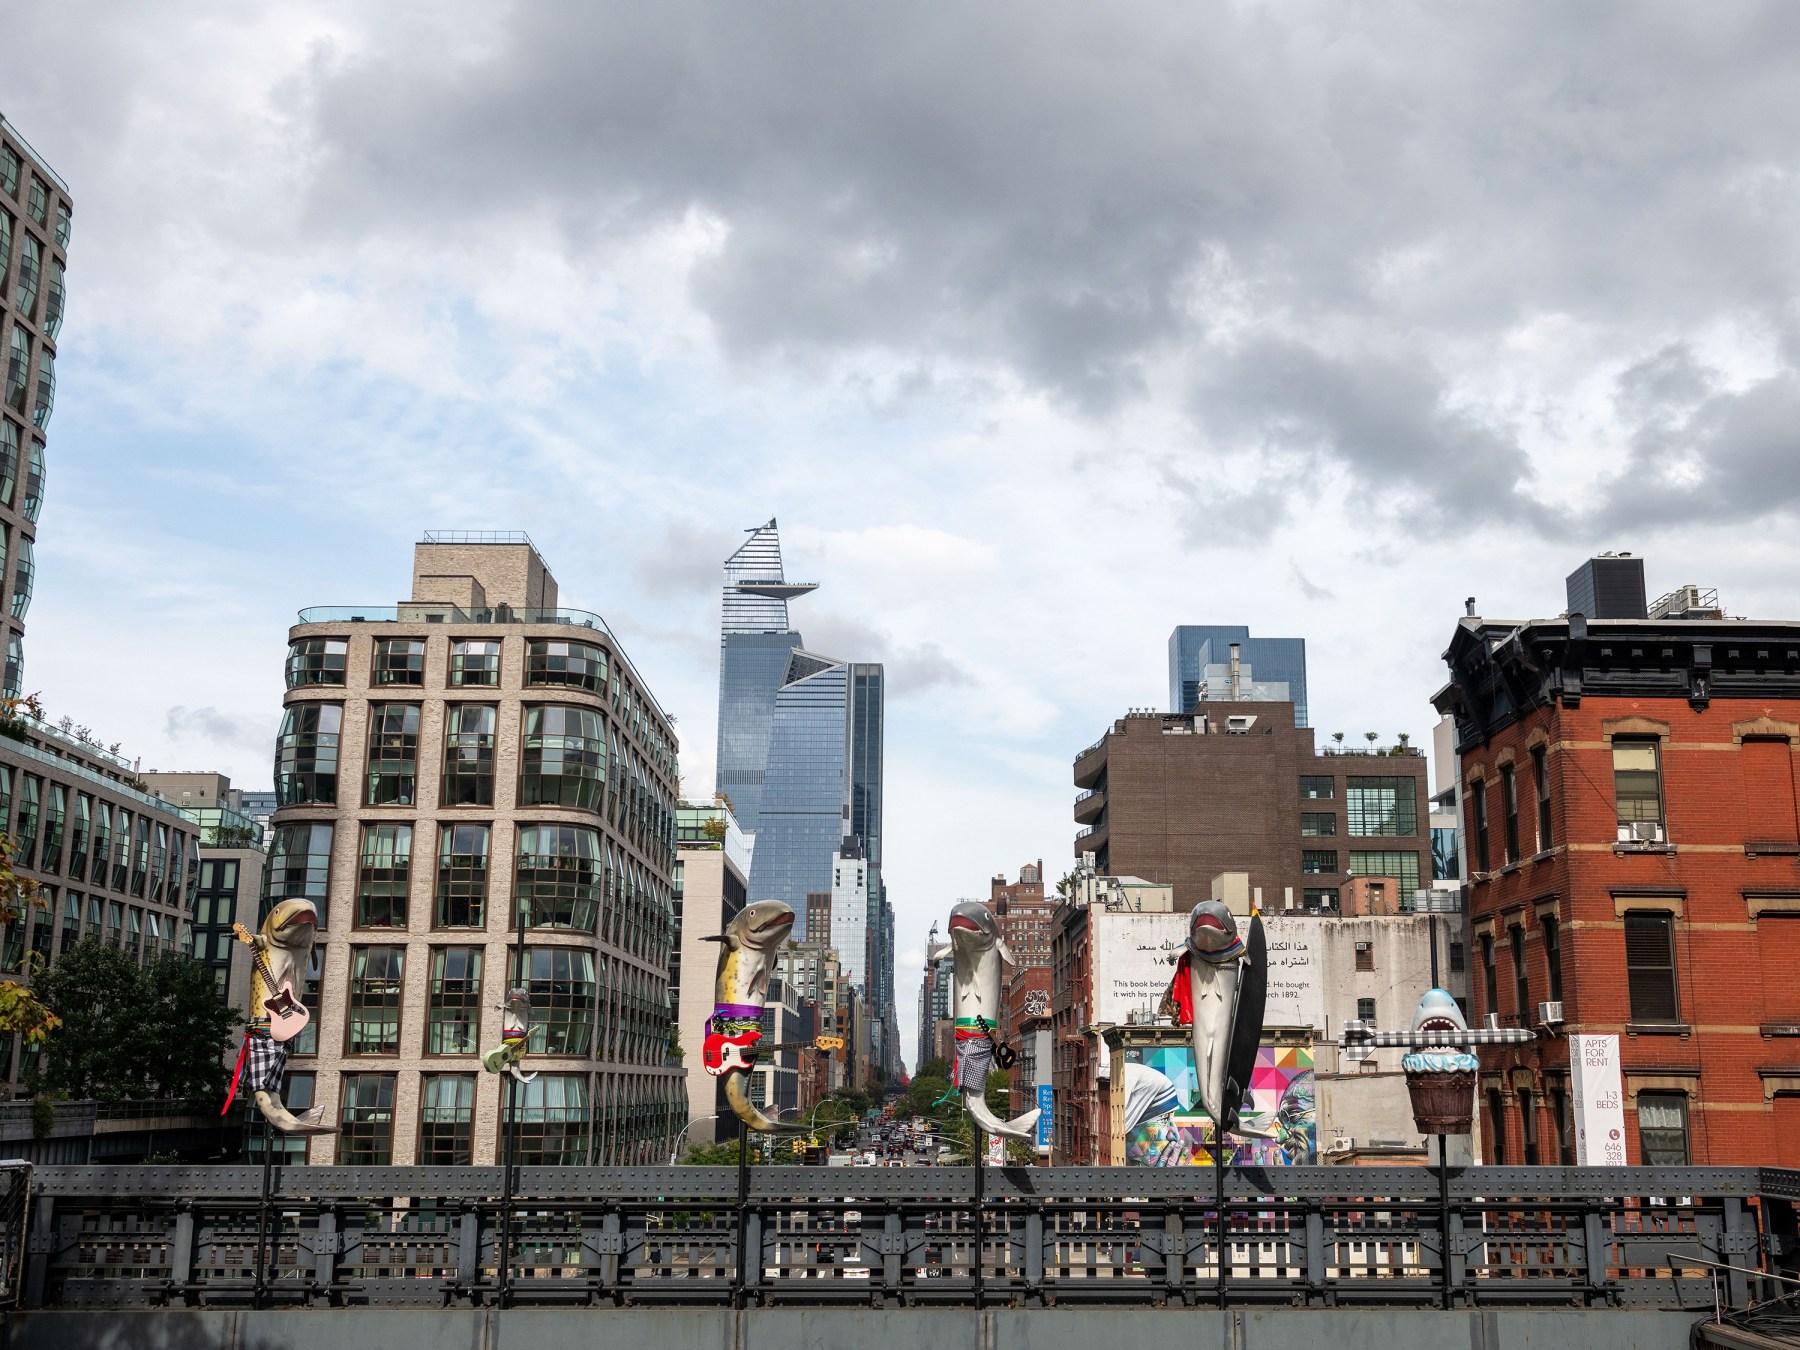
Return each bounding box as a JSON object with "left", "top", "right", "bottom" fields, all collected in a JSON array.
[
  {"left": 223, "top": 898, "right": 336, "bottom": 1133},
  {"left": 932, "top": 901, "right": 1042, "bottom": 1142},
  {"left": 703, "top": 900, "right": 809, "bottom": 1134},
  {"left": 1161, "top": 901, "right": 1268, "bottom": 1135}
]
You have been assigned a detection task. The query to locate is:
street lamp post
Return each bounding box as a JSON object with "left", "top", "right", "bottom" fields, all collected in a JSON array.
[{"left": 668, "top": 1114, "right": 720, "bottom": 1166}]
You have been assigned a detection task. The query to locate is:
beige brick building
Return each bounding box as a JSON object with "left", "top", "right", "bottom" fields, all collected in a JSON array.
[{"left": 266, "top": 533, "right": 684, "bottom": 1165}]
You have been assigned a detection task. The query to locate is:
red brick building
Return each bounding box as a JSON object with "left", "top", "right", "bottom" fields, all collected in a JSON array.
[{"left": 1437, "top": 607, "right": 1800, "bottom": 1167}]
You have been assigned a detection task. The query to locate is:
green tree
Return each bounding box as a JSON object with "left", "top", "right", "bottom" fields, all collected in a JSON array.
[
  {"left": 29, "top": 939, "right": 239, "bottom": 1101},
  {"left": 678, "top": 1138, "right": 748, "bottom": 1164}
]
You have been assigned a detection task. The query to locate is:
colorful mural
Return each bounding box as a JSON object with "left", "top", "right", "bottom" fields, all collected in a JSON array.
[{"left": 1122, "top": 1043, "right": 1316, "bottom": 1166}]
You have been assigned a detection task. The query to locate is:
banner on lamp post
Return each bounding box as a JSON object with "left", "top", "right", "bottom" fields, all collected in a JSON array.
[
  {"left": 1569, "top": 1033, "right": 1627, "bottom": 1166},
  {"left": 1036, "top": 1084, "right": 1053, "bottom": 1153}
]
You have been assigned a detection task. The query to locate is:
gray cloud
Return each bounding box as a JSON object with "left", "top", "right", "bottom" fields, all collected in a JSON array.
[
  {"left": 804, "top": 612, "right": 975, "bottom": 698},
  {"left": 632, "top": 518, "right": 738, "bottom": 600},
  {"left": 165, "top": 705, "right": 272, "bottom": 753},
  {"left": 279, "top": 2, "right": 1800, "bottom": 525}
]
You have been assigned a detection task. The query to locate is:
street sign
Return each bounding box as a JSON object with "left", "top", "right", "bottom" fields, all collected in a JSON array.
[{"left": 1570, "top": 1033, "right": 1627, "bottom": 1166}]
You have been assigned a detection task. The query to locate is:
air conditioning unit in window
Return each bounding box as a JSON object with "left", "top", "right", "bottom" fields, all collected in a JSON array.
[
  {"left": 1618, "top": 821, "right": 1666, "bottom": 843},
  {"left": 1538, "top": 1001, "right": 1564, "bottom": 1027},
  {"left": 1483, "top": 1013, "right": 1501, "bottom": 1031}
]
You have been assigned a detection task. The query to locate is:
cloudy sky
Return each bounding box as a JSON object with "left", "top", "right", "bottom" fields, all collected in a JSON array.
[{"left": 9, "top": 3, "right": 1800, "bottom": 1068}]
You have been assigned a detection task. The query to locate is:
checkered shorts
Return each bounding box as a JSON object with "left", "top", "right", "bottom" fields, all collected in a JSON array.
[{"left": 243, "top": 1030, "right": 288, "bottom": 1094}]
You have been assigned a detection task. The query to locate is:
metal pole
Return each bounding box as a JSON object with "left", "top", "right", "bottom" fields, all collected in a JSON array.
[
  {"left": 1438, "top": 1133, "right": 1453, "bottom": 1310},
  {"left": 497, "top": 921, "right": 527, "bottom": 1308},
  {"left": 1214, "top": 1130, "right": 1227, "bottom": 1308},
  {"left": 734, "top": 1116, "right": 752, "bottom": 1308},
  {"left": 972, "top": 1123, "right": 985, "bottom": 1310},
  {"left": 1429, "top": 911, "right": 1440, "bottom": 988},
  {"left": 253, "top": 1107, "right": 273, "bottom": 1308}
]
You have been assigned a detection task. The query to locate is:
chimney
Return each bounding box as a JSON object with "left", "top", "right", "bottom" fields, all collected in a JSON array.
[
  {"left": 1229, "top": 643, "right": 1242, "bottom": 700},
  {"left": 1465, "top": 597, "right": 1477, "bottom": 617}
]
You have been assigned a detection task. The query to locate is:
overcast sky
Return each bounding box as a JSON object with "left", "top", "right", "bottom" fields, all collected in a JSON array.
[{"left": 9, "top": 3, "right": 1800, "bottom": 1070}]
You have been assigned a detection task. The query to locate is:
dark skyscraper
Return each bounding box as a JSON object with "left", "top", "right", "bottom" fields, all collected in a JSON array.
[
  {"left": 1168, "top": 625, "right": 1310, "bottom": 727},
  {"left": 714, "top": 520, "right": 817, "bottom": 832}
]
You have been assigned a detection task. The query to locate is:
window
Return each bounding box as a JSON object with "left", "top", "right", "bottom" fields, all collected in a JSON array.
[
  {"left": 1486, "top": 1088, "right": 1508, "bottom": 1163},
  {"left": 289, "top": 946, "right": 323, "bottom": 1057},
  {"left": 449, "top": 640, "right": 501, "bottom": 687},
  {"left": 274, "top": 703, "right": 342, "bottom": 805},
  {"left": 13, "top": 774, "right": 39, "bottom": 867},
  {"left": 10, "top": 535, "right": 32, "bottom": 619},
  {"left": 0, "top": 418, "right": 16, "bottom": 507},
  {"left": 346, "top": 946, "right": 404, "bottom": 1054},
  {"left": 1346, "top": 777, "right": 1418, "bottom": 837},
  {"left": 1449, "top": 940, "right": 1466, "bottom": 974},
  {"left": 372, "top": 638, "right": 425, "bottom": 686},
  {"left": 31, "top": 348, "right": 53, "bottom": 429},
  {"left": 356, "top": 824, "right": 411, "bottom": 928},
  {"left": 54, "top": 201, "right": 70, "bottom": 248},
  {"left": 5, "top": 329, "right": 29, "bottom": 413},
  {"left": 1301, "top": 849, "right": 1338, "bottom": 875},
  {"left": 43, "top": 260, "right": 64, "bottom": 340},
  {"left": 504, "top": 1074, "right": 591, "bottom": 1165},
  {"left": 427, "top": 947, "right": 483, "bottom": 1054},
  {"left": 515, "top": 947, "right": 596, "bottom": 1055},
  {"left": 1301, "top": 887, "right": 1337, "bottom": 912},
  {"left": 21, "top": 442, "right": 42, "bottom": 523},
  {"left": 1532, "top": 745, "right": 1552, "bottom": 851},
  {"left": 1480, "top": 933, "right": 1497, "bottom": 1017},
  {"left": 285, "top": 638, "right": 347, "bottom": 688},
  {"left": 1300, "top": 813, "right": 1337, "bottom": 836},
  {"left": 67, "top": 793, "right": 90, "bottom": 879},
  {"left": 1613, "top": 739, "right": 1664, "bottom": 838},
  {"left": 1299, "top": 776, "right": 1335, "bottom": 800},
  {"left": 441, "top": 704, "right": 496, "bottom": 805},
  {"left": 40, "top": 784, "right": 64, "bottom": 874},
  {"left": 1519, "top": 1087, "right": 1540, "bottom": 1165},
  {"left": 0, "top": 147, "right": 15, "bottom": 195},
  {"left": 515, "top": 825, "right": 603, "bottom": 930},
  {"left": 262, "top": 823, "right": 334, "bottom": 916},
  {"left": 1542, "top": 917, "right": 1563, "bottom": 1004},
  {"left": 59, "top": 893, "right": 79, "bottom": 954},
  {"left": 1623, "top": 910, "right": 1679, "bottom": 1022},
  {"left": 88, "top": 801, "right": 111, "bottom": 887},
  {"left": 1356, "top": 996, "right": 1376, "bottom": 1020},
  {"left": 1550, "top": 1082, "right": 1575, "bottom": 1165},
  {"left": 519, "top": 705, "right": 606, "bottom": 809},
  {"left": 15, "top": 235, "right": 40, "bottom": 319},
  {"left": 526, "top": 639, "right": 607, "bottom": 692},
  {"left": 365, "top": 703, "right": 420, "bottom": 805},
  {"left": 418, "top": 1074, "right": 476, "bottom": 1165},
  {"left": 1500, "top": 765, "right": 1520, "bottom": 863},
  {"left": 26, "top": 177, "right": 47, "bottom": 226},
  {"left": 336, "top": 1073, "right": 397, "bottom": 1164},
  {"left": 1470, "top": 780, "right": 1490, "bottom": 872},
  {"left": 435, "top": 824, "right": 488, "bottom": 927},
  {"left": 1637, "top": 1091, "right": 1690, "bottom": 1165},
  {"left": 1511, "top": 924, "right": 1529, "bottom": 1021},
  {"left": 1348, "top": 850, "right": 1420, "bottom": 897}
]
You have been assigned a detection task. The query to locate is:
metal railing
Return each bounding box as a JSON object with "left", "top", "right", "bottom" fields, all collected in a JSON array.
[{"left": 16, "top": 1164, "right": 1793, "bottom": 1310}]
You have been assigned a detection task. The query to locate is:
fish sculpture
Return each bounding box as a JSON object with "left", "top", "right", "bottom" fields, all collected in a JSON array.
[
  {"left": 222, "top": 899, "right": 336, "bottom": 1133},
  {"left": 931, "top": 901, "right": 1042, "bottom": 1142},
  {"left": 703, "top": 900, "right": 809, "bottom": 1134},
  {"left": 1161, "top": 900, "right": 1268, "bottom": 1134},
  {"left": 482, "top": 989, "right": 537, "bottom": 1083}
]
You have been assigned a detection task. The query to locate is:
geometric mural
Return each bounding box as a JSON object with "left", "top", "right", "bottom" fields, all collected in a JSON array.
[{"left": 1122, "top": 1043, "right": 1317, "bottom": 1166}]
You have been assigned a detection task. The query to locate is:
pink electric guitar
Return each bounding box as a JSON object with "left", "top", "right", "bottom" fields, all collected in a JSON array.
[{"left": 232, "top": 922, "right": 310, "bottom": 1043}]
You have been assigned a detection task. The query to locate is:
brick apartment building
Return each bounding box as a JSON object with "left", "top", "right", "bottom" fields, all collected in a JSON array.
[
  {"left": 1435, "top": 561, "right": 1800, "bottom": 1166},
  {"left": 1073, "top": 707, "right": 1430, "bottom": 914}
]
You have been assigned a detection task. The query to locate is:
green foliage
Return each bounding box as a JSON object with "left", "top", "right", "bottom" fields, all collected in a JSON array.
[
  {"left": 914, "top": 1056, "right": 950, "bottom": 1082},
  {"left": 678, "top": 1138, "right": 747, "bottom": 1165},
  {"left": 28, "top": 939, "right": 241, "bottom": 1102},
  {"left": 29, "top": 1092, "right": 55, "bottom": 1141}
]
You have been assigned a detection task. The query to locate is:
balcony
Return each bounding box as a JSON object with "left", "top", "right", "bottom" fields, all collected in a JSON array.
[
  {"left": 1073, "top": 786, "right": 1105, "bottom": 824},
  {"left": 1073, "top": 738, "right": 1107, "bottom": 789},
  {"left": 1074, "top": 818, "right": 1108, "bottom": 858}
]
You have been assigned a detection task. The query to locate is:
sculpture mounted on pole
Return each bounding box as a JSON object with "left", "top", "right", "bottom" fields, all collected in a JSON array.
[
  {"left": 703, "top": 900, "right": 809, "bottom": 1133},
  {"left": 929, "top": 901, "right": 1041, "bottom": 1142},
  {"left": 1161, "top": 899, "right": 1268, "bottom": 1138},
  {"left": 222, "top": 898, "right": 335, "bottom": 1134}
]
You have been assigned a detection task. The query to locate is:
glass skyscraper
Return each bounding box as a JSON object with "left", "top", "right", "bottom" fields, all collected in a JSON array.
[
  {"left": 1168, "top": 625, "right": 1310, "bottom": 727},
  {"left": 714, "top": 520, "right": 817, "bottom": 831},
  {"left": 747, "top": 650, "right": 884, "bottom": 946}
]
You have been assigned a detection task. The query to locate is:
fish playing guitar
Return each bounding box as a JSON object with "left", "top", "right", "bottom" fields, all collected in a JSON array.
[{"left": 232, "top": 920, "right": 310, "bottom": 1042}]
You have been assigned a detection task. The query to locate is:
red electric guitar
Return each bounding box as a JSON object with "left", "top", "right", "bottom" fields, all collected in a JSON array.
[{"left": 232, "top": 923, "right": 310, "bottom": 1043}]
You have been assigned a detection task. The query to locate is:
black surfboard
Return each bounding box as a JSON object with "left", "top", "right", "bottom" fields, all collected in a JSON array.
[{"left": 1220, "top": 914, "right": 1267, "bottom": 1132}]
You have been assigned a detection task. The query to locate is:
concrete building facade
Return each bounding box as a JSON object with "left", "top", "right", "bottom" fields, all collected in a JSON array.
[
  {"left": 266, "top": 533, "right": 684, "bottom": 1165},
  {"left": 1074, "top": 705, "right": 1430, "bottom": 915},
  {"left": 672, "top": 802, "right": 749, "bottom": 1147},
  {"left": 1436, "top": 574, "right": 1800, "bottom": 1167}
]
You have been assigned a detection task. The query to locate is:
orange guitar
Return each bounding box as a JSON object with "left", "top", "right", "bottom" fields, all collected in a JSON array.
[{"left": 232, "top": 922, "right": 310, "bottom": 1043}]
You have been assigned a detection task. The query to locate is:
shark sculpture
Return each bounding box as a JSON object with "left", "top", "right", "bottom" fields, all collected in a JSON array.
[
  {"left": 703, "top": 900, "right": 810, "bottom": 1134},
  {"left": 929, "top": 901, "right": 1042, "bottom": 1142}
]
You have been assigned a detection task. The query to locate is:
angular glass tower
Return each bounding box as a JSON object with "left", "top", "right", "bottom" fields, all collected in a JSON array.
[
  {"left": 747, "top": 649, "right": 883, "bottom": 944},
  {"left": 714, "top": 520, "right": 817, "bottom": 832},
  {"left": 1168, "top": 625, "right": 1310, "bottom": 727}
]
